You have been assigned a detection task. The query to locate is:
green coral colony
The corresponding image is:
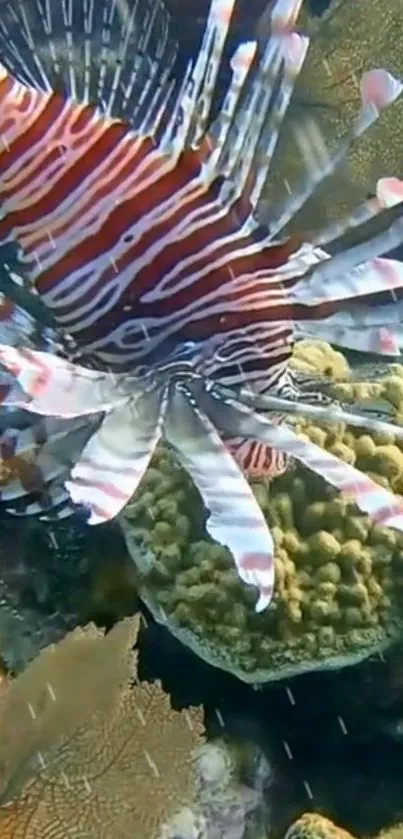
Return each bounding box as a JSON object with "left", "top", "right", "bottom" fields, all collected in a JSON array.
[{"left": 121, "top": 345, "right": 403, "bottom": 683}]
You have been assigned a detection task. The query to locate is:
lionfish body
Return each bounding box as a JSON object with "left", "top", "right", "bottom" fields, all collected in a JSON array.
[{"left": 1, "top": 0, "right": 403, "bottom": 609}]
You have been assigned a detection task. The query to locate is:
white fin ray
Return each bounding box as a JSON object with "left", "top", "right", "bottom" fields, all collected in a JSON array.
[
  {"left": 219, "top": 33, "right": 309, "bottom": 214},
  {"left": 295, "top": 321, "right": 401, "bottom": 356},
  {"left": 167, "top": 0, "right": 236, "bottom": 160},
  {"left": 0, "top": 345, "right": 125, "bottom": 417},
  {"left": 0, "top": 0, "right": 179, "bottom": 128},
  {"left": 206, "top": 388, "right": 403, "bottom": 532},
  {"left": 265, "top": 69, "right": 403, "bottom": 239},
  {"left": 65, "top": 386, "right": 168, "bottom": 524},
  {"left": 248, "top": 33, "right": 309, "bottom": 208},
  {"left": 229, "top": 385, "right": 403, "bottom": 442},
  {"left": 165, "top": 385, "right": 274, "bottom": 612},
  {"left": 312, "top": 196, "right": 385, "bottom": 250},
  {"left": 293, "top": 255, "right": 403, "bottom": 307},
  {"left": 205, "top": 0, "right": 306, "bottom": 206},
  {"left": 204, "top": 40, "right": 257, "bottom": 181}
]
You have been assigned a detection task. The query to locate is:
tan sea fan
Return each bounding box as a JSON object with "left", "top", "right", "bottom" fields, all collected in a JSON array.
[{"left": 0, "top": 615, "right": 205, "bottom": 838}]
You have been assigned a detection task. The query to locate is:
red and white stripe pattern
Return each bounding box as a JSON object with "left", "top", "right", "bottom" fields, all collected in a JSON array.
[
  {"left": 207, "top": 389, "right": 403, "bottom": 531},
  {"left": 0, "top": 0, "right": 400, "bottom": 398},
  {"left": 65, "top": 386, "right": 169, "bottom": 525},
  {"left": 226, "top": 414, "right": 289, "bottom": 480},
  {"left": 166, "top": 386, "right": 274, "bottom": 612},
  {"left": 1, "top": 0, "right": 403, "bottom": 613},
  {"left": 0, "top": 344, "right": 128, "bottom": 417}
]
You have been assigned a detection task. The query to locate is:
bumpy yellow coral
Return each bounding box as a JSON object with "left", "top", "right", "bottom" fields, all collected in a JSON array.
[
  {"left": 121, "top": 345, "right": 403, "bottom": 683},
  {"left": 284, "top": 814, "right": 403, "bottom": 839},
  {"left": 284, "top": 814, "right": 356, "bottom": 839},
  {"left": 291, "top": 340, "right": 351, "bottom": 381},
  {"left": 121, "top": 434, "right": 403, "bottom": 682}
]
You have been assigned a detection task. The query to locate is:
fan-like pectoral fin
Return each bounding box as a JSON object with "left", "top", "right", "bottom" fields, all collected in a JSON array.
[
  {"left": 65, "top": 387, "right": 168, "bottom": 524},
  {"left": 165, "top": 385, "right": 275, "bottom": 612},
  {"left": 207, "top": 389, "right": 403, "bottom": 531},
  {"left": 0, "top": 345, "right": 124, "bottom": 417}
]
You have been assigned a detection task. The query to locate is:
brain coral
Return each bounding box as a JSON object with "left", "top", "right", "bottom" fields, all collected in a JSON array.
[{"left": 121, "top": 350, "right": 403, "bottom": 684}]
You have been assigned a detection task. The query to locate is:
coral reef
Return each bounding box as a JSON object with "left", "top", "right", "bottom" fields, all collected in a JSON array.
[
  {"left": 284, "top": 814, "right": 356, "bottom": 839},
  {"left": 290, "top": 340, "right": 351, "bottom": 381},
  {"left": 121, "top": 347, "right": 403, "bottom": 683},
  {"left": 0, "top": 614, "right": 268, "bottom": 838},
  {"left": 0, "top": 517, "right": 101, "bottom": 673},
  {"left": 283, "top": 814, "right": 403, "bottom": 839}
]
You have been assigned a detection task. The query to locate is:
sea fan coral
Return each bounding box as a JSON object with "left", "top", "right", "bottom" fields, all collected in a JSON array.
[
  {"left": 0, "top": 615, "right": 269, "bottom": 837},
  {"left": 0, "top": 616, "right": 204, "bottom": 838}
]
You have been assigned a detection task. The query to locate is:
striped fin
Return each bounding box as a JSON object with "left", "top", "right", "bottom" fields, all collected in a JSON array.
[
  {"left": 0, "top": 0, "right": 179, "bottom": 130},
  {"left": 295, "top": 289, "right": 403, "bottom": 354},
  {"left": 65, "top": 386, "right": 168, "bottom": 525},
  {"left": 226, "top": 438, "right": 289, "bottom": 480},
  {"left": 293, "top": 255, "right": 403, "bottom": 308},
  {"left": 265, "top": 69, "right": 403, "bottom": 239},
  {"left": 0, "top": 414, "right": 99, "bottom": 518},
  {"left": 206, "top": 388, "right": 403, "bottom": 532},
  {"left": 166, "top": 385, "right": 274, "bottom": 612},
  {"left": 167, "top": 0, "right": 237, "bottom": 157},
  {"left": 0, "top": 345, "right": 126, "bottom": 416},
  {"left": 311, "top": 175, "right": 403, "bottom": 250},
  {"left": 230, "top": 386, "right": 403, "bottom": 443},
  {"left": 295, "top": 321, "right": 401, "bottom": 356},
  {"left": 201, "top": 5, "right": 308, "bottom": 215},
  {"left": 225, "top": 414, "right": 289, "bottom": 479}
]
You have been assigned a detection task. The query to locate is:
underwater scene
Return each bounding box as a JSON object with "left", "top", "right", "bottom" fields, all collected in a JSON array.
[{"left": 2, "top": 0, "right": 403, "bottom": 836}]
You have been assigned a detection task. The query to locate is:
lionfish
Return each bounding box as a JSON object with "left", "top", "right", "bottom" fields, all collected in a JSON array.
[{"left": 1, "top": 0, "right": 403, "bottom": 611}]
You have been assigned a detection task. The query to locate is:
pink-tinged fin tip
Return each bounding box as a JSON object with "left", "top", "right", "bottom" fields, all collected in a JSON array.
[
  {"left": 281, "top": 33, "right": 309, "bottom": 74},
  {"left": 0, "top": 345, "right": 124, "bottom": 417},
  {"left": 378, "top": 327, "right": 400, "bottom": 355},
  {"left": 65, "top": 389, "right": 167, "bottom": 525},
  {"left": 214, "top": 395, "right": 403, "bottom": 537},
  {"left": 360, "top": 69, "right": 403, "bottom": 111},
  {"left": 165, "top": 388, "right": 275, "bottom": 613},
  {"left": 230, "top": 41, "right": 257, "bottom": 73},
  {"left": 271, "top": 0, "right": 304, "bottom": 33},
  {"left": 377, "top": 176, "right": 403, "bottom": 208}
]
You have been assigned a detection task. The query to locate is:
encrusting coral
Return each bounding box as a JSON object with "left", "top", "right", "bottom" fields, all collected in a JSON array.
[
  {"left": 121, "top": 344, "right": 403, "bottom": 683},
  {"left": 283, "top": 814, "right": 356, "bottom": 839},
  {"left": 283, "top": 813, "right": 403, "bottom": 839},
  {"left": 290, "top": 341, "right": 351, "bottom": 382},
  {"left": 0, "top": 614, "right": 269, "bottom": 838}
]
